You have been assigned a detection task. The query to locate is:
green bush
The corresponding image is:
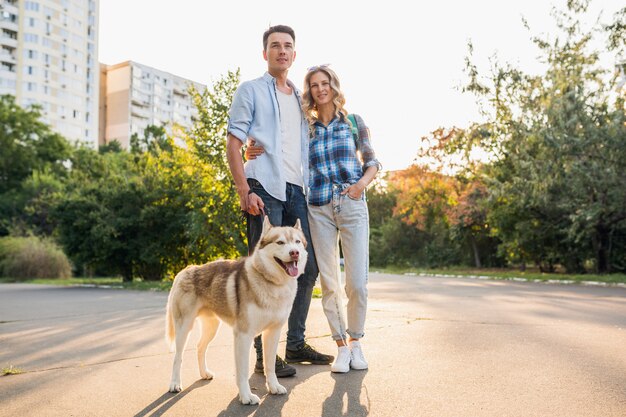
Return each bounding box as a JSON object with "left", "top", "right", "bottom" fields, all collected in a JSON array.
[{"left": 0, "top": 236, "right": 72, "bottom": 280}]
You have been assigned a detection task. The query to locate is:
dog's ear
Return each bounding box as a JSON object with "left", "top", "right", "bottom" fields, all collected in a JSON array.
[
  {"left": 262, "top": 216, "right": 272, "bottom": 234},
  {"left": 293, "top": 218, "right": 302, "bottom": 231}
]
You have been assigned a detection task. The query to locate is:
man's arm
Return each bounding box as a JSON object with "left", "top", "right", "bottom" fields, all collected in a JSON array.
[{"left": 226, "top": 134, "right": 264, "bottom": 215}]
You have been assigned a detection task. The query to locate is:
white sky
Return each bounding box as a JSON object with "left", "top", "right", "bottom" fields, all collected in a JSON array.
[{"left": 98, "top": 0, "right": 621, "bottom": 172}]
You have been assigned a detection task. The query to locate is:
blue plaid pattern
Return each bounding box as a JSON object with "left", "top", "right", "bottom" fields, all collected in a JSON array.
[{"left": 308, "top": 114, "right": 380, "bottom": 206}]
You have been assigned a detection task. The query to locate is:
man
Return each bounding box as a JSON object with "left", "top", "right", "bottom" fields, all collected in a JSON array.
[{"left": 226, "top": 25, "right": 333, "bottom": 377}]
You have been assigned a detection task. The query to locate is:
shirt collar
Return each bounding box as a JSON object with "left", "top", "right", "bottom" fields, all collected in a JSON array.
[
  {"left": 263, "top": 72, "right": 301, "bottom": 98},
  {"left": 313, "top": 116, "right": 340, "bottom": 128}
]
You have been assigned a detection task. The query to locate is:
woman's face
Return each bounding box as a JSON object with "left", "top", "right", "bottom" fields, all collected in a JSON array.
[{"left": 309, "top": 71, "right": 333, "bottom": 107}]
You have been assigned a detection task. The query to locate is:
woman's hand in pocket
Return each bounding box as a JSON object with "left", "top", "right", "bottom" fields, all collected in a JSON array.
[{"left": 341, "top": 181, "right": 365, "bottom": 200}]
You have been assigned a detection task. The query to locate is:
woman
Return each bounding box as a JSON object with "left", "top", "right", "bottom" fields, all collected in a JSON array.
[
  {"left": 302, "top": 65, "right": 380, "bottom": 372},
  {"left": 246, "top": 65, "right": 380, "bottom": 373}
]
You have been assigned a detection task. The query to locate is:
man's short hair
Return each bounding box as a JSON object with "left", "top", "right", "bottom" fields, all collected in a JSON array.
[{"left": 263, "top": 25, "right": 295, "bottom": 50}]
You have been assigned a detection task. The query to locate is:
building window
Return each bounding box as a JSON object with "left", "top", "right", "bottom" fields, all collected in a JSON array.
[
  {"left": 24, "top": 1, "right": 40, "bottom": 11},
  {"left": 23, "top": 33, "right": 39, "bottom": 43},
  {"left": 23, "top": 81, "right": 37, "bottom": 92},
  {"left": 24, "top": 49, "right": 38, "bottom": 59},
  {"left": 0, "top": 77, "right": 16, "bottom": 87}
]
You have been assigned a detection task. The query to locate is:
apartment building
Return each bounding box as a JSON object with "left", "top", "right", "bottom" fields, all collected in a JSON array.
[
  {"left": 100, "top": 60, "right": 205, "bottom": 149},
  {"left": 0, "top": 0, "right": 99, "bottom": 147}
]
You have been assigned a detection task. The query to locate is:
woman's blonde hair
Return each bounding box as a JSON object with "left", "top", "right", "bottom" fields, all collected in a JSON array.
[{"left": 302, "top": 66, "right": 350, "bottom": 130}]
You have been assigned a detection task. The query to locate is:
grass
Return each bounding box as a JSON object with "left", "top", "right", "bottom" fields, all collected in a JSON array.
[
  {"left": 0, "top": 276, "right": 328, "bottom": 295},
  {"left": 2, "top": 365, "right": 24, "bottom": 376},
  {"left": 0, "top": 276, "right": 173, "bottom": 291},
  {"left": 372, "top": 266, "right": 626, "bottom": 285},
  {"left": 2, "top": 268, "right": 624, "bottom": 291}
]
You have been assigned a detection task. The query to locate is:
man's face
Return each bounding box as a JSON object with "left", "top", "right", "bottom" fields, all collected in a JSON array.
[{"left": 263, "top": 32, "right": 296, "bottom": 73}]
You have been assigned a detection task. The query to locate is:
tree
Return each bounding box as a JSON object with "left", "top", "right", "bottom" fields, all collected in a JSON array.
[
  {"left": 53, "top": 148, "right": 142, "bottom": 280},
  {"left": 52, "top": 71, "right": 246, "bottom": 281},
  {"left": 183, "top": 70, "right": 246, "bottom": 257},
  {"left": 0, "top": 95, "right": 71, "bottom": 235},
  {"left": 454, "top": 0, "right": 626, "bottom": 272},
  {"left": 378, "top": 166, "right": 462, "bottom": 267}
]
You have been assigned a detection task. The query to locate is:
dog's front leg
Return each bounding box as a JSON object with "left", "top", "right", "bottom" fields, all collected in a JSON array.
[
  {"left": 262, "top": 325, "right": 287, "bottom": 395},
  {"left": 234, "top": 330, "right": 260, "bottom": 405}
]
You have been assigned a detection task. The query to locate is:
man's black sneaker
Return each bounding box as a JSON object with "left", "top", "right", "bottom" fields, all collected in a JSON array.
[
  {"left": 254, "top": 355, "right": 296, "bottom": 378},
  {"left": 285, "top": 343, "right": 334, "bottom": 364}
]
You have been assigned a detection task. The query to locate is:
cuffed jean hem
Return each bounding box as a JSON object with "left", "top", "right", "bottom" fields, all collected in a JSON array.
[
  {"left": 347, "top": 330, "right": 365, "bottom": 339},
  {"left": 331, "top": 332, "right": 365, "bottom": 341}
]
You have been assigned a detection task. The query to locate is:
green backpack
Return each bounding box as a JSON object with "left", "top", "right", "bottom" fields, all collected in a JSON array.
[{"left": 347, "top": 114, "right": 360, "bottom": 145}]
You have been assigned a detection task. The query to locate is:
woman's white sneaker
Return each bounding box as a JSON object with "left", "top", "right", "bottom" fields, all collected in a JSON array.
[
  {"left": 349, "top": 341, "right": 368, "bottom": 370},
  {"left": 331, "top": 346, "right": 351, "bottom": 373}
]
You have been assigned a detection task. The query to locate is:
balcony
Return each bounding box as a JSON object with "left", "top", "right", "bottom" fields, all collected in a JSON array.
[
  {"left": 0, "top": 61, "right": 15, "bottom": 73},
  {"left": 0, "top": 49, "right": 16, "bottom": 64},
  {"left": 1, "top": 31, "right": 17, "bottom": 48},
  {"left": 1, "top": 2, "right": 18, "bottom": 16},
  {"left": 130, "top": 90, "right": 151, "bottom": 107},
  {"left": 130, "top": 105, "right": 150, "bottom": 119},
  {"left": 0, "top": 16, "right": 18, "bottom": 32},
  {"left": 173, "top": 83, "right": 187, "bottom": 95}
]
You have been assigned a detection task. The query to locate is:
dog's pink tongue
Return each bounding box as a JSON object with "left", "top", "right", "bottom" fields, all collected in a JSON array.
[{"left": 286, "top": 262, "right": 299, "bottom": 277}]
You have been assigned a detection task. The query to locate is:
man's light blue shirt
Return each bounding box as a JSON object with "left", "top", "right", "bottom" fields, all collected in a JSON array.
[{"left": 227, "top": 72, "right": 310, "bottom": 202}]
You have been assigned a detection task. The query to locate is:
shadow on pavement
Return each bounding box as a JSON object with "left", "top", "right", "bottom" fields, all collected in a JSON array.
[
  {"left": 133, "top": 379, "right": 213, "bottom": 417},
  {"left": 322, "top": 370, "right": 369, "bottom": 416}
]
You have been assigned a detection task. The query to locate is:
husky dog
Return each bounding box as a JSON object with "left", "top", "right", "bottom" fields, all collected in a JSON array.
[{"left": 165, "top": 217, "right": 307, "bottom": 405}]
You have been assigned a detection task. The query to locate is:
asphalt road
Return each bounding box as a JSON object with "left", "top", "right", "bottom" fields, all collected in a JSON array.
[{"left": 1, "top": 273, "right": 625, "bottom": 417}]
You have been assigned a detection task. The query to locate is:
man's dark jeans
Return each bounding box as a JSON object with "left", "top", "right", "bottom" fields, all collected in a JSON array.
[{"left": 247, "top": 179, "right": 319, "bottom": 355}]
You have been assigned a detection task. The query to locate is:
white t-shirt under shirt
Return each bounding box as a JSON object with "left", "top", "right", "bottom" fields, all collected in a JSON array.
[{"left": 276, "top": 89, "right": 303, "bottom": 187}]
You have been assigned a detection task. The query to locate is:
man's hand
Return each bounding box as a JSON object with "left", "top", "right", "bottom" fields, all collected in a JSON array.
[
  {"left": 246, "top": 192, "right": 265, "bottom": 216},
  {"left": 227, "top": 134, "right": 266, "bottom": 216}
]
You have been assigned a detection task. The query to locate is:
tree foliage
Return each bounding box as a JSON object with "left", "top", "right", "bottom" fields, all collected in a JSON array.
[
  {"left": 0, "top": 95, "right": 72, "bottom": 235},
  {"left": 52, "top": 71, "right": 245, "bottom": 281},
  {"left": 450, "top": 0, "right": 626, "bottom": 272}
]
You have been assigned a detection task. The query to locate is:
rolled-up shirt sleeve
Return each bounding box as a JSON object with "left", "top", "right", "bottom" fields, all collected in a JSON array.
[
  {"left": 354, "top": 114, "right": 382, "bottom": 171},
  {"left": 227, "top": 82, "right": 253, "bottom": 143}
]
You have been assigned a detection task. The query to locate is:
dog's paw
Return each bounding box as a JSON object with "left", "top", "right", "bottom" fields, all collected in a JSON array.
[
  {"left": 239, "top": 392, "right": 260, "bottom": 405},
  {"left": 200, "top": 368, "right": 214, "bottom": 380},
  {"left": 168, "top": 382, "right": 182, "bottom": 393},
  {"left": 268, "top": 382, "right": 287, "bottom": 395}
]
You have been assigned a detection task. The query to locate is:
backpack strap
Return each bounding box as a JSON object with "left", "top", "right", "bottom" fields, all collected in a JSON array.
[{"left": 347, "top": 113, "right": 359, "bottom": 146}]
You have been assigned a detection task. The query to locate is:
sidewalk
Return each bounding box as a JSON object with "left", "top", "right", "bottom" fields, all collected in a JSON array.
[{"left": 1, "top": 273, "right": 625, "bottom": 416}]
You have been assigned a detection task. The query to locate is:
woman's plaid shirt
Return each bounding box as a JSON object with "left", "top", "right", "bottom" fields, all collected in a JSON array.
[{"left": 308, "top": 114, "right": 381, "bottom": 206}]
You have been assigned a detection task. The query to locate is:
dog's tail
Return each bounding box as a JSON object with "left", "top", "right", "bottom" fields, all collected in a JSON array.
[{"left": 165, "top": 287, "right": 176, "bottom": 352}]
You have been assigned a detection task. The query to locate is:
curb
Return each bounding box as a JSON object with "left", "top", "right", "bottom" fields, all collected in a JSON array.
[{"left": 402, "top": 272, "right": 626, "bottom": 288}]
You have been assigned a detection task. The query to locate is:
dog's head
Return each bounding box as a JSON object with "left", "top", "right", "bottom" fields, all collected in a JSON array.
[{"left": 255, "top": 216, "right": 308, "bottom": 280}]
